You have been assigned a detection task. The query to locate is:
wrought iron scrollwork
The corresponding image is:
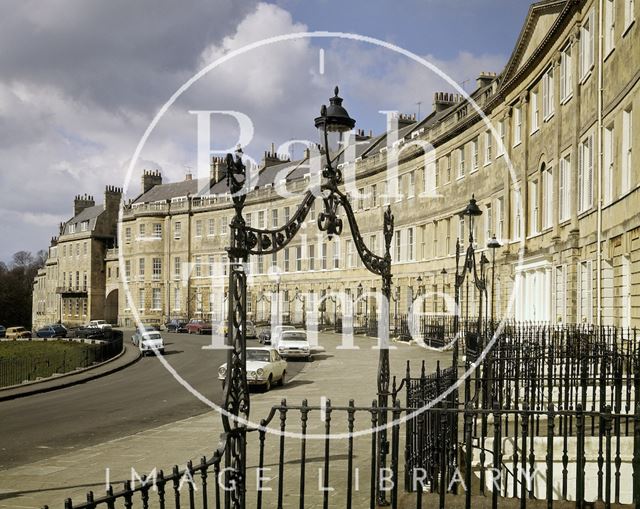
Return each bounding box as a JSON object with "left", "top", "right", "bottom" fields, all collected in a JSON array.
[
  {"left": 220, "top": 88, "right": 397, "bottom": 509},
  {"left": 222, "top": 150, "right": 251, "bottom": 509},
  {"left": 243, "top": 190, "right": 317, "bottom": 256}
]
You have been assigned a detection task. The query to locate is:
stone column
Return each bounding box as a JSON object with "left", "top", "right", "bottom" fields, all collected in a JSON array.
[
  {"left": 520, "top": 91, "right": 530, "bottom": 241},
  {"left": 552, "top": 52, "right": 563, "bottom": 240}
]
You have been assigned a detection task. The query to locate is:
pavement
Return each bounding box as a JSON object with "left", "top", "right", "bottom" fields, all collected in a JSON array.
[
  {"left": 0, "top": 340, "right": 140, "bottom": 402},
  {"left": 0, "top": 332, "right": 454, "bottom": 509}
]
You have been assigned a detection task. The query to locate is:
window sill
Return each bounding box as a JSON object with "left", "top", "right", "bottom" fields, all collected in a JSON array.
[
  {"left": 579, "top": 68, "right": 593, "bottom": 86},
  {"left": 622, "top": 19, "right": 635, "bottom": 37},
  {"left": 604, "top": 47, "right": 615, "bottom": 62},
  {"left": 513, "top": 141, "right": 522, "bottom": 148},
  {"left": 530, "top": 127, "right": 539, "bottom": 136},
  {"left": 484, "top": 161, "right": 491, "bottom": 167},
  {"left": 560, "top": 94, "right": 573, "bottom": 106},
  {"left": 543, "top": 113, "right": 554, "bottom": 123}
]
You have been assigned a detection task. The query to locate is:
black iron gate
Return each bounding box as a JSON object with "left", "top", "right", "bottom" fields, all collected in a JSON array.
[{"left": 395, "top": 360, "right": 459, "bottom": 493}]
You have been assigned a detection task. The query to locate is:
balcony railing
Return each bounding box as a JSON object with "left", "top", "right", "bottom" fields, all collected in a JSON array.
[{"left": 56, "top": 286, "right": 88, "bottom": 296}]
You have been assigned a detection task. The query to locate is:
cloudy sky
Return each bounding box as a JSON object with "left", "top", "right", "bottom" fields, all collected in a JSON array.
[{"left": 0, "top": 0, "right": 530, "bottom": 263}]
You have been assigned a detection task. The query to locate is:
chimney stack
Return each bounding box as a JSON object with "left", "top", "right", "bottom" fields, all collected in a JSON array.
[
  {"left": 355, "top": 128, "right": 372, "bottom": 141},
  {"left": 397, "top": 113, "right": 416, "bottom": 129},
  {"left": 210, "top": 156, "right": 226, "bottom": 183},
  {"left": 260, "top": 142, "right": 289, "bottom": 169},
  {"left": 104, "top": 186, "right": 123, "bottom": 211},
  {"left": 476, "top": 71, "right": 497, "bottom": 89},
  {"left": 141, "top": 169, "right": 162, "bottom": 194},
  {"left": 432, "top": 92, "right": 462, "bottom": 113},
  {"left": 73, "top": 193, "right": 95, "bottom": 217}
]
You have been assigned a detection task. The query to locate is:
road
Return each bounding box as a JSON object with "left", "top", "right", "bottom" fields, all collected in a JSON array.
[{"left": 0, "top": 331, "right": 307, "bottom": 470}]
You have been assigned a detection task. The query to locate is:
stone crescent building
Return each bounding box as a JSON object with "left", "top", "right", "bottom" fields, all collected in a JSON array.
[{"left": 33, "top": 0, "right": 639, "bottom": 330}]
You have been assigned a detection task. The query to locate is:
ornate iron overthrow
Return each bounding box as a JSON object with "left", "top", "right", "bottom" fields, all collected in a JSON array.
[{"left": 221, "top": 87, "right": 395, "bottom": 508}]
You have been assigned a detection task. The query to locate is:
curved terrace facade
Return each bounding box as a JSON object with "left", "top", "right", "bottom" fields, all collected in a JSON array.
[{"left": 34, "top": 0, "right": 639, "bottom": 330}]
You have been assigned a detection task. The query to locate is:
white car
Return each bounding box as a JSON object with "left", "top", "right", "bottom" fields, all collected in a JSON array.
[
  {"left": 138, "top": 331, "right": 165, "bottom": 356},
  {"left": 268, "top": 325, "right": 296, "bottom": 347},
  {"left": 88, "top": 320, "right": 112, "bottom": 330},
  {"left": 277, "top": 330, "right": 312, "bottom": 361},
  {"left": 218, "top": 347, "right": 287, "bottom": 392}
]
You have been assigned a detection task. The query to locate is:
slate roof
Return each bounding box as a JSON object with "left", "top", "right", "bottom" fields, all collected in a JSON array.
[
  {"left": 63, "top": 205, "right": 104, "bottom": 235},
  {"left": 133, "top": 178, "right": 200, "bottom": 203}
]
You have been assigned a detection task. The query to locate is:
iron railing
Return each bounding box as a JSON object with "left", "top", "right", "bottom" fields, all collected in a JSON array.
[
  {"left": 50, "top": 438, "right": 226, "bottom": 509},
  {"left": 48, "top": 324, "right": 640, "bottom": 509},
  {"left": 47, "top": 398, "right": 640, "bottom": 509}
]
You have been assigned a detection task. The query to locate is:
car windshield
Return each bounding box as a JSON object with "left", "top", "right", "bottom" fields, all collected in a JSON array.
[
  {"left": 144, "top": 333, "right": 162, "bottom": 340},
  {"left": 282, "top": 333, "right": 306, "bottom": 341},
  {"left": 247, "top": 350, "right": 270, "bottom": 362}
]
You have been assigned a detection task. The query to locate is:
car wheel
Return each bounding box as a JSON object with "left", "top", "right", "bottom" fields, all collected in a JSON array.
[
  {"left": 279, "top": 370, "right": 286, "bottom": 386},
  {"left": 264, "top": 375, "right": 272, "bottom": 392}
]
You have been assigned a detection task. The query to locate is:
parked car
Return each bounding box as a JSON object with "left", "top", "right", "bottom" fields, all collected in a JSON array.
[
  {"left": 165, "top": 320, "right": 188, "bottom": 333},
  {"left": 186, "top": 319, "right": 212, "bottom": 335},
  {"left": 88, "top": 320, "right": 112, "bottom": 330},
  {"left": 258, "top": 327, "right": 271, "bottom": 344},
  {"left": 216, "top": 320, "right": 229, "bottom": 336},
  {"left": 36, "top": 324, "right": 67, "bottom": 338},
  {"left": 216, "top": 320, "right": 258, "bottom": 338},
  {"left": 0, "top": 325, "right": 6, "bottom": 338},
  {"left": 137, "top": 331, "right": 165, "bottom": 356},
  {"left": 72, "top": 326, "right": 106, "bottom": 339},
  {"left": 277, "top": 329, "right": 312, "bottom": 361},
  {"left": 132, "top": 326, "right": 160, "bottom": 345},
  {"left": 218, "top": 347, "right": 287, "bottom": 392},
  {"left": 5, "top": 327, "right": 31, "bottom": 339},
  {"left": 269, "top": 325, "right": 296, "bottom": 348}
]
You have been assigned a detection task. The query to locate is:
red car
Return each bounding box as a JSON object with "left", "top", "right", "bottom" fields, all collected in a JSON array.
[{"left": 185, "top": 319, "right": 212, "bottom": 335}]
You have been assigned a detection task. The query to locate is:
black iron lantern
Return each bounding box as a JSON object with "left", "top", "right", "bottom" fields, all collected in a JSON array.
[
  {"left": 459, "top": 194, "right": 482, "bottom": 242},
  {"left": 314, "top": 86, "right": 356, "bottom": 133},
  {"left": 221, "top": 87, "right": 395, "bottom": 508}
]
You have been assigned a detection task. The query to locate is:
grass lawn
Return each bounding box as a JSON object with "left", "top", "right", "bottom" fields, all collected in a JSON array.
[{"left": 0, "top": 340, "right": 102, "bottom": 388}]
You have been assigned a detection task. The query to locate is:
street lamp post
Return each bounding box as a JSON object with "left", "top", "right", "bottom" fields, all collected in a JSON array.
[
  {"left": 487, "top": 235, "right": 502, "bottom": 330},
  {"left": 390, "top": 285, "right": 400, "bottom": 335},
  {"left": 221, "top": 87, "right": 396, "bottom": 508},
  {"left": 273, "top": 273, "right": 281, "bottom": 325},
  {"left": 440, "top": 268, "right": 447, "bottom": 314},
  {"left": 411, "top": 276, "right": 424, "bottom": 339},
  {"left": 294, "top": 286, "right": 306, "bottom": 326},
  {"left": 327, "top": 285, "right": 338, "bottom": 329},
  {"left": 453, "top": 195, "right": 488, "bottom": 368},
  {"left": 357, "top": 282, "right": 369, "bottom": 329}
]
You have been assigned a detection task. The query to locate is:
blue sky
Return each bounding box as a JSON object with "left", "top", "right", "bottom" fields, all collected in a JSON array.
[
  {"left": 0, "top": 0, "right": 533, "bottom": 263},
  {"left": 276, "top": 1, "right": 530, "bottom": 61}
]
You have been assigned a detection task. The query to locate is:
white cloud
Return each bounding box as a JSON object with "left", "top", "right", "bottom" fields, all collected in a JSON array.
[{"left": 0, "top": 1, "right": 507, "bottom": 262}]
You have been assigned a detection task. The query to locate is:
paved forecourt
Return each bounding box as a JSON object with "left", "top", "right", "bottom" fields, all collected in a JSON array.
[{"left": 0, "top": 331, "right": 454, "bottom": 509}]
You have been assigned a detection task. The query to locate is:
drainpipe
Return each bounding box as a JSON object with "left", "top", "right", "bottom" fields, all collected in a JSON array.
[
  {"left": 166, "top": 208, "right": 171, "bottom": 324},
  {"left": 597, "top": 0, "right": 604, "bottom": 328}
]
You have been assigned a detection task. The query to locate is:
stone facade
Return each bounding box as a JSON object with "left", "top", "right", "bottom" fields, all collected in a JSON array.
[
  {"left": 32, "top": 188, "right": 122, "bottom": 329},
  {"left": 34, "top": 0, "right": 640, "bottom": 330}
]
